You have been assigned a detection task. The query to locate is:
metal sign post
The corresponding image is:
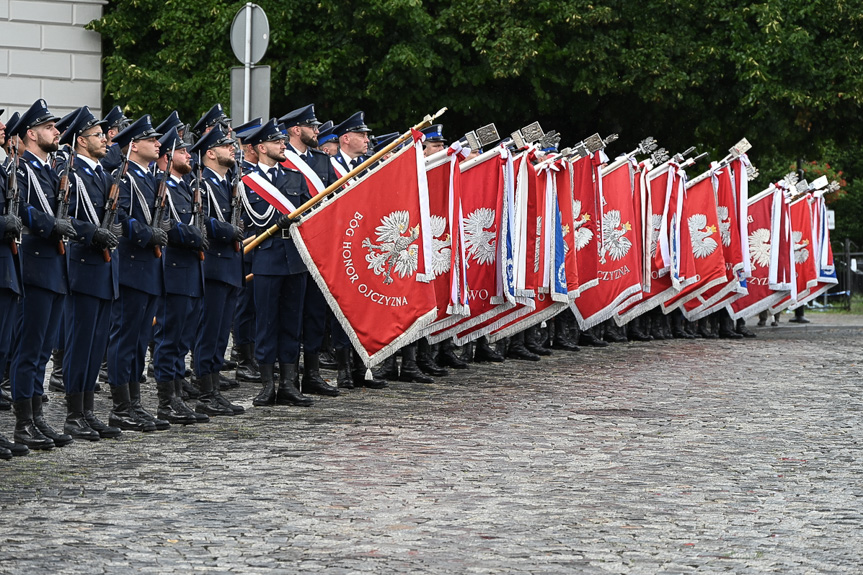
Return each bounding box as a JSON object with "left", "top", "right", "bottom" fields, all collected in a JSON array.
[{"left": 230, "top": 3, "right": 270, "bottom": 123}]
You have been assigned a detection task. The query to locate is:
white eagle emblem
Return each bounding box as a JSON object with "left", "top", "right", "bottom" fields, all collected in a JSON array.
[
  {"left": 748, "top": 228, "right": 771, "bottom": 269},
  {"left": 599, "top": 210, "right": 632, "bottom": 264},
  {"left": 463, "top": 207, "right": 496, "bottom": 265},
  {"left": 792, "top": 230, "right": 810, "bottom": 264},
  {"left": 430, "top": 215, "right": 451, "bottom": 276},
  {"left": 649, "top": 213, "right": 663, "bottom": 258},
  {"left": 688, "top": 213, "right": 718, "bottom": 259},
  {"left": 572, "top": 199, "right": 593, "bottom": 251},
  {"left": 717, "top": 205, "right": 732, "bottom": 247},
  {"left": 362, "top": 210, "right": 420, "bottom": 285}
]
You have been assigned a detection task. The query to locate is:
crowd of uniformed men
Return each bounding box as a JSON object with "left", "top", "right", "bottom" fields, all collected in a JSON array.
[{"left": 0, "top": 99, "right": 757, "bottom": 460}]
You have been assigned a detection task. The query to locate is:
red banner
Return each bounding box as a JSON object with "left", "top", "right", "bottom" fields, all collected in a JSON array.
[{"left": 291, "top": 135, "right": 437, "bottom": 366}]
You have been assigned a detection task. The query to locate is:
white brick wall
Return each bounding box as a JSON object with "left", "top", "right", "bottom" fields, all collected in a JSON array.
[{"left": 1, "top": 0, "right": 106, "bottom": 122}]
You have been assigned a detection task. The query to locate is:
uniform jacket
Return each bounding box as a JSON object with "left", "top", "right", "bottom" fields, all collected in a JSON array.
[
  {"left": 244, "top": 162, "right": 310, "bottom": 276},
  {"left": 160, "top": 172, "right": 205, "bottom": 297},
  {"left": 116, "top": 160, "right": 162, "bottom": 296},
  {"left": 0, "top": 160, "right": 23, "bottom": 296},
  {"left": 66, "top": 154, "right": 120, "bottom": 300},
  {"left": 201, "top": 166, "right": 243, "bottom": 288}
]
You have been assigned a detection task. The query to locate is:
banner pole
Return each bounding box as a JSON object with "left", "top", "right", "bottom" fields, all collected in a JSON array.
[{"left": 243, "top": 108, "right": 446, "bottom": 254}]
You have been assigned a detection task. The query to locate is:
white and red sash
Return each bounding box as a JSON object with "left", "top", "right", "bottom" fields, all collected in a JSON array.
[
  {"left": 241, "top": 171, "right": 298, "bottom": 214},
  {"left": 281, "top": 150, "right": 326, "bottom": 195}
]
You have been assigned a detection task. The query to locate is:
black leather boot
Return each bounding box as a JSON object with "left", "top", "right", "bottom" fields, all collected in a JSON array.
[
  {"left": 578, "top": 327, "right": 609, "bottom": 347},
  {"left": 252, "top": 363, "right": 277, "bottom": 406},
  {"left": 671, "top": 310, "right": 695, "bottom": 339},
  {"left": 474, "top": 336, "right": 505, "bottom": 362},
  {"left": 209, "top": 373, "right": 244, "bottom": 415},
  {"left": 417, "top": 339, "right": 448, "bottom": 375},
  {"left": 0, "top": 431, "right": 30, "bottom": 457},
  {"left": 12, "top": 399, "right": 53, "bottom": 450},
  {"left": 32, "top": 395, "right": 72, "bottom": 446},
  {"left": 179, "top": 377, "right": 199, "bottom": 400},
  {"left": 696, "top": 317, "right": 718, "bottom": 339},
  {"left": 128, "top": 381, "right": 164, "bottom": 431},
  {"left": 155, "top": 380, "right": 196, "bottom": 425},
  {"left": 0, "top": 386, "right": 11, "bottom": 411},
  {"left": 109, "top": 384, "right": 156, "bottom": 431},
  {"left": 437, "top": 340, "right": 468, "bottom": 369},
  {"left": 196, "top": 373, "right": 235, "bottom": 416},
  {"left": 718, "top": 312, "right": 744, "bottom": 339},
  {"left": 277, "top": 362, "right": 313, "bottom": 406},
  {"left": 602, "top": 321, "right": 629, "bottom": 343},
  {"left": 524, "top": 326, "right": 552, "bottom": 356},
  {"left": 176, "top": 379, "right": 208, "bottom": 422},
  {"left": 627, "top": 316, "right": 653, "bottom": 342},
  {"left": 83, "top": 391, "right": 122, "bottom": 438},
  {"left": 48, "top": 348, "right": 65, "bottom": 393},
  {"left": 63, "top": 393, "right": 100, "bottom": 441},
  {"left": 335, "top": 348, "right": 354, "bottom": 389},
  {"left": 736, "top": 318, "right": 756, "bottom": 338},
  {"left": 373, "top": 354, "right": 399, "bottom": 382},
  {"left": 506, "top": 332, "right": 541, "bottom": 361},
  {"left": 98, "top": 355, "right": 109, "bottom": 384},
  {"left": 355, "top": 350, "right": 389, "bottom": 388},
  {"left": 301, "top": 354, "right": 339, "bottom": 396},
  {"left": 399, "top": 346, "right": 434, "bottom": 383},
  {"left": 551, "top": 316, "right": 580, "bottom": 351},
  {"left": 235, "top": 343, "right": 262, "bottom": 383}
]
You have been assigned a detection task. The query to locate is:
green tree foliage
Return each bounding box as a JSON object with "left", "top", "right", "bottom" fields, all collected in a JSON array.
[{"left": 91, "top": 0, "right": 863, "bottom": 239}]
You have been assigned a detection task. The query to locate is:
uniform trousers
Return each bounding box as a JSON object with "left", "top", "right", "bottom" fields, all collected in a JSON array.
[
  {"left": 0, "top": 290, "right": 20, "bottom": 385},
  {"left": 233, "top": 258, "right": 256, "bottom": 346},
  {"left": 153, "top": 293, "right": 202, "bottom": 382},
  {"left": 253, "top": 272, "right": 305, "bottom": 365},
  {"left": 302, "top": 279, "right": 328, "bottom": 354},
  {"left": 63, "top": 293, "right": 112, "bottom": 394},
  {"left": 108, "top": 285, "right": 158, "bottom": 388},
  {"left": 194, "top": 280, "right": 237, "bottom": 377},
  {"left": 10, "top": 285, "right": 64, "bottom": 401}
]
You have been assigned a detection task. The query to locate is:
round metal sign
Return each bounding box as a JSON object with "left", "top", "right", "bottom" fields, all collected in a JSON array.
[{"left": 230, "top": 3, "right": 270, "bottom": 65}]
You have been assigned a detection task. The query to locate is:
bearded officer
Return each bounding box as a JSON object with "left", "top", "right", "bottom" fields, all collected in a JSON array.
[{"left": 242, "top": 119, "right": 314, "bottom": 407}]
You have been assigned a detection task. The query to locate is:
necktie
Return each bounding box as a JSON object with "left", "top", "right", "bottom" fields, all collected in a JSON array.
[
  {"left": 351, "top": 157, "right": 361, "bottom": 168},
  {"left": 268, "top": 167, "right": 278, "bottom": 181}
]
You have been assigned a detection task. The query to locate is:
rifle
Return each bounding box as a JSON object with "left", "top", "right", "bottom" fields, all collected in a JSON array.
[
  {"left": 230, "top": 144, "right": 245, "bottom": 252},
  {"left": 54, "top": 146, "right": 74, "bottom": 255},
  {"left": 192, "top": 154, "right": 205, "bottom": 261},
  {"left": 100, "top": 145, "right": 132, "bottom": 262},
  {"left": 4, "top": 141, "right": 22, "bottom": 255},
  {"left": 151, "top": 140, "right": 176, "bottom": 258}
]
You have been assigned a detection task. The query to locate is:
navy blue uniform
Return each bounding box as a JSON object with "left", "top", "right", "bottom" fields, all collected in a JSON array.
[
  {"left": 233, "top": 159, "right": 259, "bottom": 349},
  {"left": 152, "top": 174, "right": 205, "bottom": 382},
  {"left": 194, "top": 167, "right": 243, "bottom": 378},
  {"left": 10, "top": 151, "right": 89, "bottom": 401},
  {"left": 245, "top": 162, "right": 310, "bottom": 365},
  {"left": 0, "top": 160, "right": 24, "bottom": 386},
  {"left": 107, "top": 161, "right": 163, "bottom": 390},
  {"left": 100, "top": 143, "right": 123, "bottom": 173},
  {"left": 286, "top": 143, "right": 340, "bottom": 353},
  {"left": 62, "top": 155, "right": 119, "bottom": 395}
]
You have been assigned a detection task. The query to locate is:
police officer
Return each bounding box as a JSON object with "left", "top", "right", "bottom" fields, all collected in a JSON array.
[
  {"left": 242, "top": 119, "right": 313, "bottom": 407},
  {"left": 316, "top": 121, "right": 338, "bottom": 157},
  {"left": 100, "top": 106, "right": 130, "bottom": 173},
  {"left": 59, "top": 106, "right": 122, "bottom": 440},
  {"left": 230, "top": 117, "right": 263, "bottom": 385},
  {"left": 0, "top": 110, "right": 30, "bottom": 457},
  {"left": 151, "top": 127, "right": 209, "bottom": 423},
  {"left": 105, "top": 115, "right": 170, "bottom": 431},
  {"left": 280, "top": 104, "right": 340, "bottom": 397},
  {"left": 190, "top": 126, "right": 245, "bottom": 416},
  {"left": 9, "top": 99, "right": 85, "bottom": 449}
]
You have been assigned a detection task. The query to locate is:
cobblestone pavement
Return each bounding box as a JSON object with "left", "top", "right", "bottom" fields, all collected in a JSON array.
[{"left": 1, "top": 314, "right": 862, "bottom": 574}]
